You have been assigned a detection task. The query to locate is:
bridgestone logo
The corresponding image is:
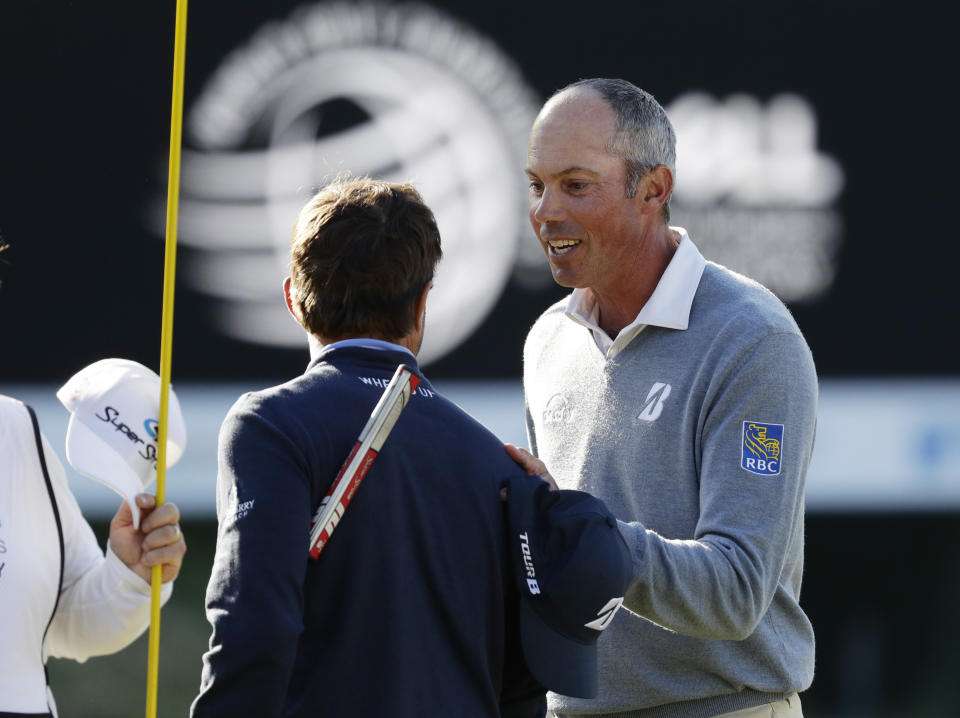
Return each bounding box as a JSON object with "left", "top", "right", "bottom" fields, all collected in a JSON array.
[{"left": 638, "top": 382, "right": 671, "bottom": 422}]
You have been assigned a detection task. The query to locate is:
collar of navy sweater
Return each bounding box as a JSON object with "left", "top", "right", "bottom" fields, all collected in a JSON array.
[{"left": 307, "top": 338, "right": 420, "bottom": 374}]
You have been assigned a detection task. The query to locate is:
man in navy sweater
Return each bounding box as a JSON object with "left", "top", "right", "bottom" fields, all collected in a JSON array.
[{"left": 191, "top": 178, "right": 631, "bottom": 717}]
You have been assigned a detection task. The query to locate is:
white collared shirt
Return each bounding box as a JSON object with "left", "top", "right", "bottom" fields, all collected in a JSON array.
[{"left": 564, "top": 228, "right": 707, "bottom": 359}]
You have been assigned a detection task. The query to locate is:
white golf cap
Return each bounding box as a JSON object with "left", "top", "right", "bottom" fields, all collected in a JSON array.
[{"left": 56, "top": 358, "right": 187, "bottom": 529}]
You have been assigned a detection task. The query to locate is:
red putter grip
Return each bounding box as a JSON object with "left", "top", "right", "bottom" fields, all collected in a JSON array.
[
  {"left": 309, "top": 448, "right": 380, "bottom": 557},
  {"left": 308, "top": 442, "right": 361, "bottom": 558},
  {"left": 308, "top": 365, "right": 419, "bottom": 559}
]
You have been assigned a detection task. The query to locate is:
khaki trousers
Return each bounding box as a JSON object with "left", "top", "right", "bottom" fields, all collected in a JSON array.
[
  {"left": 551, "top": 693, "right": 803, "bottom": 718},
  {"left": 715, "top": 693, "right": 803, "bottom": 717}
]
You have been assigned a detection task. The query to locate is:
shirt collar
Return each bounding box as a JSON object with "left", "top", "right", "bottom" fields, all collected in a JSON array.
[
  {"left": 316, "top": 337, "right": 415, "bottom": 360},
  {"left": 564, "top": 228, "right": 707, "bottom": 356}
]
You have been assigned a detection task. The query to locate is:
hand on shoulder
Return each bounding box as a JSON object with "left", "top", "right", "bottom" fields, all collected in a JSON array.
[{"left": 504, "top": 443, "right": 558, "bottom": 492}]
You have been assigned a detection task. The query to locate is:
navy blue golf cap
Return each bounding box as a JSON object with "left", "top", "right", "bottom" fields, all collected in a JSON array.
[{"left": 504, "top": 474, "right": 633, "bottom": 698}]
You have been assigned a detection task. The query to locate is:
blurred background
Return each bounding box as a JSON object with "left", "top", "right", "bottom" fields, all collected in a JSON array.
[{"left": 2, "top": 0, "right": 958, "bottom": 715}]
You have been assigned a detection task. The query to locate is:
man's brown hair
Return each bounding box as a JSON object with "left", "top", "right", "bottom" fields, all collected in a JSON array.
[{"left": 289, "top": 177, "right": 442, "bottom": 342}]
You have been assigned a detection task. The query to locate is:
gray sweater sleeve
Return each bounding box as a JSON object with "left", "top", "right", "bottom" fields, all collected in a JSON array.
[{"left": 617, "top": 331, "right": 816, "bottom": 639}]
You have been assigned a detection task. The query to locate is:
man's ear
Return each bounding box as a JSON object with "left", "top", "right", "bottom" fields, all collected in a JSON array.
[
  {"left": 413, "top": 281, "right": 431, "bottom": 333},
  {"left": 283, "top": 276, "right": 300, "bottom": 322},
  {"left": 639, "top": 165, "right": 674, "bottom": 216}
]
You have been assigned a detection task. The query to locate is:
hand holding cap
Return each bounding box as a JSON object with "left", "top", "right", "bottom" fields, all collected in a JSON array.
[
  {"left": 57, "top": 358, "right": 187, "bottom": 529},
  {"left": 503, "top": 475, "right": 633, "bottom": 698}
]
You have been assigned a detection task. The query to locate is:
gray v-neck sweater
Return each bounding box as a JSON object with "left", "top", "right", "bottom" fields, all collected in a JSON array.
[{"left": 523, "top": 261, "right": 816, "bottom": 717}]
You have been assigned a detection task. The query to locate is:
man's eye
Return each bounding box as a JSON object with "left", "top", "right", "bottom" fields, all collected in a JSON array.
[
  {"left": 568, "top": 181, "right": 587, "bottom": 191},
  {"left": 529, "top": 181, "right": 543, "bottom": 193}
]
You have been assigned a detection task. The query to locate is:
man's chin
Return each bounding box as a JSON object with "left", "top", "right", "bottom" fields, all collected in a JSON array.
[{"left": 549, "top": 266, "right": 584, "bottom": 289}]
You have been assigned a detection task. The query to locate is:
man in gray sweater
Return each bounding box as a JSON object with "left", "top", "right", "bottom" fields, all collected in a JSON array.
[{"left": 508, "top": 78, "right": 816, "bottom": 717}]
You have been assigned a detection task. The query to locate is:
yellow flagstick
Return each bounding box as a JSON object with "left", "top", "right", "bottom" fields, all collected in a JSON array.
[{"left": 147, "top": 1, "right": 188, "bottom": 717}]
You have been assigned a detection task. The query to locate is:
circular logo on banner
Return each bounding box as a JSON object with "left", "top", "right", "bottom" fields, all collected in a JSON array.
[{"left": 169, "top": 1, "right": 541, "bottom": 365}]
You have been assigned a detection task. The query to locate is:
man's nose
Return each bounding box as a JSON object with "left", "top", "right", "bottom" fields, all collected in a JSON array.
[{"left": 531, "top": 186, "right": 565, "bottom": 224}]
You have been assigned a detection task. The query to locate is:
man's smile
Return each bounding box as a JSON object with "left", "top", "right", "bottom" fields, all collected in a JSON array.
[{"left": 547, "top": 238, "right": 582, "bottom": 256}]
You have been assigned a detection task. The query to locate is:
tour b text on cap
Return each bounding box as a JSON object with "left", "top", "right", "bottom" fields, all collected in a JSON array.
[{"left": 504, "top": 475, "right": 633, "bottom": 699}]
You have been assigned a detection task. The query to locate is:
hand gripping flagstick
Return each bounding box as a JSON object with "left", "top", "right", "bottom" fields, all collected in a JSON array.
[{"left": 309, "top": 364, "right": 420, "bottom": 558}]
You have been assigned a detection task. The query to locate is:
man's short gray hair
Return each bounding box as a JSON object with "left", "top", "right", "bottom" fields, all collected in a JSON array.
[{"left": 557, "top": 78, "right": 676, "bottom": 220}]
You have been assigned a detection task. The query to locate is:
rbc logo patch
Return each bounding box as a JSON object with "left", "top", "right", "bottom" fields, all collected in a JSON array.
[{"left": 741, "top": 421, "right": 784, "bottom": 476}]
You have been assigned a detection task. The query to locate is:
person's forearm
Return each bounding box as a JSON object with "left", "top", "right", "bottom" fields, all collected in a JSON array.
[
  {"left": 192, "top": 627, "right": 299, "bottom": 717},
  {"left": 45, "top": 546, "right": 172, "bottom": 661},
  {"left": 617, "top": 520, "right": 785, "bottom": 639}
]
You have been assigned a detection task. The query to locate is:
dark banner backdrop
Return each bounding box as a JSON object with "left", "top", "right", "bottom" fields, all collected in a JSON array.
[
  {"left": 1, "top": 1, "right": 957, "bottom": 382},
  {"left": 3, "top": 4, "right": 960, "bottom": 717}
]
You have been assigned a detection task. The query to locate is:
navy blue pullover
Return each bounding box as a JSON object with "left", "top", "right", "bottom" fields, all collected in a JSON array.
[{"left": 192, "top": 345, "right": 544, "bottom": 717}]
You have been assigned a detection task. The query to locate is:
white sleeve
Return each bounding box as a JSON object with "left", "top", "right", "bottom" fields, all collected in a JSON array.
[{"left": 41, "top": 434, "right": 172, "bottom": 662}]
